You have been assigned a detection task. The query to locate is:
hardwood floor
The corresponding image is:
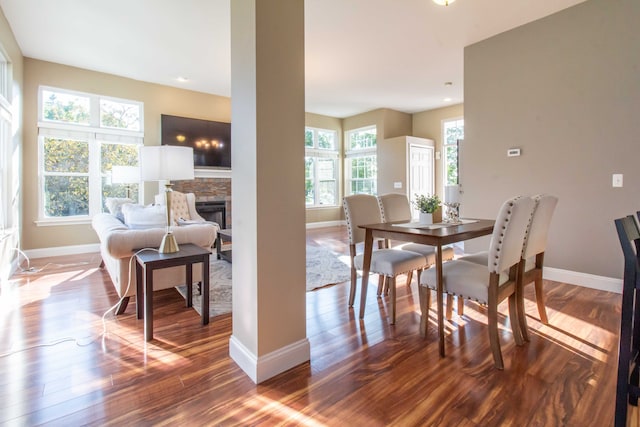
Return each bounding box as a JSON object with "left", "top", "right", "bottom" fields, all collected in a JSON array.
[{"left": 0, "top": 226, "right": 622, "bottom": 425}]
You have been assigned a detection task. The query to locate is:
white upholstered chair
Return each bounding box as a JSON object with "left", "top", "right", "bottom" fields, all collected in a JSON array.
[
  {"left": 377, "top": 193, "right": 455, "bottom": 267},
  {"left": 419, "top": 196, "right": 536, "bottom": 369},
  {"left": 377, "top": 193, "right": 458, "bottom": 313},
  {"left": 458, "top": 194, "right": 558, "bottom": 337},
  {"left": 343, "top": 194, "right": 428, "bottom": 324},
  {"left": 155, "top": 191, "right": 210, "bottom": 225},
  {"left": 516, "top": 194, "right": 558, "bottom": 337}
]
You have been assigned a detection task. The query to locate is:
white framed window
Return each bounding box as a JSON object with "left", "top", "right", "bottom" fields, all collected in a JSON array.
[
  {"left": 345, "top": 125, "right": 377, "bottom": 195},
  {"left": 37, "top": 86, "right": 144, "bottom": 224},
  {"left": 305, "top": 127, "right": 339, "bottom": 207},
  {"left": 443, "top": 117, "right": 464, "bottom": 187},
  {"left": 0, "top": 49, "right": 11, "bottom": 232}
]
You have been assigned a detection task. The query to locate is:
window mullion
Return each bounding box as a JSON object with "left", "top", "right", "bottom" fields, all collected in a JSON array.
[
  {"left": 314, "top": 156, "right": 320, "bottom": 205},
  {"left": 88, "top": 137, "right": 102, "bottom": 215}
]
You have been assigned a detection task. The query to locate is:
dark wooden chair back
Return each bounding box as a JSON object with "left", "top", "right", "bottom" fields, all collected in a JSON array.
[{"left": 614, "top": 215, "right": 640, "bottom": 427}]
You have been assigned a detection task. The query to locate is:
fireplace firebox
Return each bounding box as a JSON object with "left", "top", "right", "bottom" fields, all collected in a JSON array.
[{"left": 195, "top": 200, "right": 227, "bottom": 229}]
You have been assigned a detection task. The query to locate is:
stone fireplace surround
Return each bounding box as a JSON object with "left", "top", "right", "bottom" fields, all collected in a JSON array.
[{"left": 172, "top": 177, "right": 231, "bottom": 229}]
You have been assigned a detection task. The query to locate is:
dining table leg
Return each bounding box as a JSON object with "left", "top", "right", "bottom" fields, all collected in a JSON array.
[
  {"left": 436, "top": 243, "right": 445, "bottom": 357},
  {"left": 359, "top": 229, "right": 374, "bottom": 319}
]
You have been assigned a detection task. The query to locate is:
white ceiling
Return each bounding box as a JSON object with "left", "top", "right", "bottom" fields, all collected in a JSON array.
[{"left": 0, "top": 0, "right": 586, "bottom": 118}]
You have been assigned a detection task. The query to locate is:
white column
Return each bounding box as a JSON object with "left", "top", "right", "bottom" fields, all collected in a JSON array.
[{"left": 229, "top": 0, "right": 309, "bottom": 383}]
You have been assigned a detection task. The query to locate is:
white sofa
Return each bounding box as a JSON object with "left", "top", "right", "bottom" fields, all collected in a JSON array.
[{"left": 92, "top": 212, "right": 218, "bottom": 314}]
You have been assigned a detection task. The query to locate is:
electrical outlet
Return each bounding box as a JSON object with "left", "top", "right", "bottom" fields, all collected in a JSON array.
[{"left": 393, "top": 182, "right": 402, "bottom": 189}]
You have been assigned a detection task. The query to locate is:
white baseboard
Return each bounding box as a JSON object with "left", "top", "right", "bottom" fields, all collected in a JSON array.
[
  {"left": 306, "top": 220, "right": 346, "bottom": 229},
  {"left": 543, "top": 267, "right": 622, "bottom": 294},
  {"left": 23, "top": 243, "right": 100, "bottom": 259},
  {"left": 229, "top": 335, "right": 310, "bottom": 384}
]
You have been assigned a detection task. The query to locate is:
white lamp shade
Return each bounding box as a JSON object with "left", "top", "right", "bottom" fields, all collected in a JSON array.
[
  {"left": 111, "top": 165, "right": 140, "bottom": 184},
  {"left": 445, "top": 185, "right": 460, "bottom": 204},
  {"left": 139, "top": 146, "right": 195, "bottom": 181}
]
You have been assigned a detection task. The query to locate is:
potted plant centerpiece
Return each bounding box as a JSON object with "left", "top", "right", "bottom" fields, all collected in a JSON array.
[{"left": 413, "top": 193, "right": 441, "bottom": 225}]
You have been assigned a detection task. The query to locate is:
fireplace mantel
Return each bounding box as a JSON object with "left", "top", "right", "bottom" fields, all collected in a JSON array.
[{"left": 195, "top": 169, "right": 232, "bottom": 179}]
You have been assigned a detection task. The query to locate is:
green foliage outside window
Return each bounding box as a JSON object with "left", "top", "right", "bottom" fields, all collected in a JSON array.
[
  {"left": 40, "top": 88, "right": 143, "bottom": 218},
  {"left": 101, "top": 143, "right": 140, "bottom": 209},
  {"left": 43, "top": 91, "right": 90, "bottom": 124},
  {"left": 349, "top": 128, "right": 376, "bottom": 150},
  {"left": 305, "top": 128, "right": 338, "bottom": 206},
  {"left": 45, "top": 176, "right": 89, "bottom": 217},
  {"left": 305, "top": 156, "right": 315, "bottom": 205},
  {"left": 444, "top": 121, "right": 464, "bottom": 185},
  {"left": 305, "top": 129, "right": 314, "bottom": 147},
  {"left": 100, "top": 99, "right": 141, "bottom": 131}
]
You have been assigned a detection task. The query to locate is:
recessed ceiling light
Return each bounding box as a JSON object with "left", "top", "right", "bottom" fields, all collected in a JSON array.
[
  {"left": 176, "top": 76, "right": 189, "bottom": 83},
  {"left": 433, "top": 0, "right": 456, "bottom": 5},
  {"left": 443, "top": 97, "right": 452, "bottom": 102}
]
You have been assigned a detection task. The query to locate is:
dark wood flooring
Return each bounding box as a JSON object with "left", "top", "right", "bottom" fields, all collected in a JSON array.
[{"left": 0, "top": 226, "right": 624, "bottom": 426}]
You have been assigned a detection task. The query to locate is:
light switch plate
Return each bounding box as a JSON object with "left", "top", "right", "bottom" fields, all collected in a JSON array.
[
  {"left": 393, "top": 182, "right": 402, "bottom": 189},
  {"left": 613, "top": 174, "right": 623, "bottom": 187}
]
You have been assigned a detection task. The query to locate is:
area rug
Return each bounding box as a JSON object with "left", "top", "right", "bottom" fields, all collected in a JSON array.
[{"left": 176, "top": 245, "right": 352, "bottom": 317}]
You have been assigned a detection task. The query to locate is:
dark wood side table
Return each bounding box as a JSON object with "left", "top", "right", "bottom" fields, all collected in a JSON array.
[
  {"left": 135, "top": 244, "right": 211, "bottom": 341},
  {"left": 216, "top": 229, "right": 232, "bottom": 262}
]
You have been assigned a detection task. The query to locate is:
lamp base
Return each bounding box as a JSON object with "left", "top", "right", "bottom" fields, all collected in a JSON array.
[{"left": 159, "top": 232, "right": 180, "bottom": 254}]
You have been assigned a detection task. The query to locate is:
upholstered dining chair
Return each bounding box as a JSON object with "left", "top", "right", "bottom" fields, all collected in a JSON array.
[
  {"left": 459, "top": 194, "right": 558, "bottom": 338},
  {"left": 377, "top": 193, "right": 458, "bottom": 315},
  {"left": 419, "top": 196, "right": 535, "bottom": 369},
  {"left": 343, "top": 194, "right": 428, "bottom": 324},
  {"left": 377, "top": 193, "right": 455, "bottom": 267}
]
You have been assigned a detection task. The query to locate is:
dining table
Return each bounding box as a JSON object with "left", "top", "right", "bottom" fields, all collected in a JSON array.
[{"left": 358, "top": 218, "right": 495, "bottom": 357}]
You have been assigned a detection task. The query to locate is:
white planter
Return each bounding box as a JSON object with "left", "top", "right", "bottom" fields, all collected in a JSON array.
[{"left": 419, "top": 212, "right": 433, "bottom": 225}]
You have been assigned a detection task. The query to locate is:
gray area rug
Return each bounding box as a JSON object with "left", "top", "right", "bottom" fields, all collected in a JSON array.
[{"left": 176, "top": 245, "right": 352, "bottom": 317}]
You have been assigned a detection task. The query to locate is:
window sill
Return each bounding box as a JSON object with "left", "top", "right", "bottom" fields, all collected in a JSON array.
[
  {"left": 306, "top": 205, "right": 340, "bottom": 210},
  {"left": 35, "top": 218, "right": 93, "bottom": 227}
]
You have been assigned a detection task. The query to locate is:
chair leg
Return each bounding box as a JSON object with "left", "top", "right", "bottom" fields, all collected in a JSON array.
[
  {"left": 377, "top": 275, "right": 384, "bottom": 296},
  {"left": 115, "top": 297, "right": 130, "bottom": 315},
  {"left": 446, "top": 294, "right": 454, "bottom": 320},
  {"left": 535, "top": 277, "right": 549, "bottom": 324},
  {"left": 488, "top": 302, "right": 504, "bottom": 370},
  {"left": 349, "top": 265, "right": 357, "bottom": 307},
  {"left": 348, "top": 245, "right": 357, "bottom": 307},
  {"left": 419, "top": 286, "right": 431, "bottom": 336},
  {"left": 389, "top": 277, "right": 397, "bottom": 325},
  {"left": 457, "top": 296, "right": 464, "bottom": 316},
  {"left": 406, "top": 270, "right": 413, "bottom": 286},
  {"left": 509, "top": 294, "right": 525, "bottom": 346}
]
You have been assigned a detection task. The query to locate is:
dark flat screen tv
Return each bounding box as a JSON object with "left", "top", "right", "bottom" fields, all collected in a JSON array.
[{"left": 161, "top": 114, "right": 231, "bottom": 169}]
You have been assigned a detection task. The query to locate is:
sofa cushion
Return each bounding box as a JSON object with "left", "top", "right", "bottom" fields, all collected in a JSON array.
[
  {"left": 105, "top": 197, "right": 133, "bottom": 222},
  {"left": 122, "top": 203, "right": 166, "bottom": 229}
]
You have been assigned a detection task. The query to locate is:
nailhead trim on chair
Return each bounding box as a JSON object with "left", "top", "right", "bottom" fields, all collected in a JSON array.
[{"left": 343, "top": 197, "right": 356, "bottom": 245}]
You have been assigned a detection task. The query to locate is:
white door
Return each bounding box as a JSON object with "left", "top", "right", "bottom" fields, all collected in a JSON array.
[{"left": 408, "top": 144, "right": 434, "bottom": 219}]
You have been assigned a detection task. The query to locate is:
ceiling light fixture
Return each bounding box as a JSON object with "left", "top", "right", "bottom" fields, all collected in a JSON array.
[
  {"left": 176, "top": 76, "right": 189, "bottom": 83},
  {"left": 433, "top": 0, "right": 455, "bottom": 5}
]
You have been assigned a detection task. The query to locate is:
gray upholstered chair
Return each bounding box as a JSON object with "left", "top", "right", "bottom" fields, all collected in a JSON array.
[
  {"left": 343, "top": 194, "right": 428, "bottom": 324},
  {"left": 458, "top": 194, "right": 558, "bottom": 337},
  {"left": 419, "top": 196, "right": 536, "bottom": 369},
  {"left": 377, "top": 193, "right": 458, "bottom": 315},
  {"left": 516, "top": 194, "right": 558, "bottom": 337},
  {"left": 377, "top": 193, "right": 455, "bottom": 267}
]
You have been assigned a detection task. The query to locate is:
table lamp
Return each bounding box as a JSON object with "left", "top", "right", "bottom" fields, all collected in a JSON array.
[
  {"left": 444, "top": 185, "right": 461, "bottom": 223},
  {"left": 111, "top": 165, "right": 139, "bottom": 199},
  {"left": 140, "top": 145, "right": 194, "bottom": 253}
]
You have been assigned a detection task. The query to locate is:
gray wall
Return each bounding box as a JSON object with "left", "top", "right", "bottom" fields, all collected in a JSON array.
[{"left": 463, "top": 0, "right": 639, "bottom": 279}]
